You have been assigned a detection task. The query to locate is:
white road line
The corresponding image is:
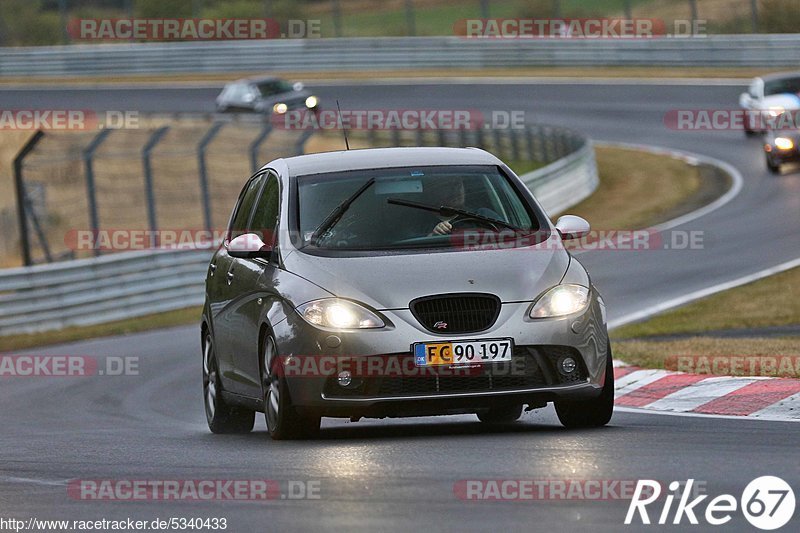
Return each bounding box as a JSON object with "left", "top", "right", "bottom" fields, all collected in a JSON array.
[
  {"left": 609, "top": 256, "right": 800, "bottom": 329},
  {"left": 644, "top": 376, "right": 757, "bottom": 412},
  {"left": 750, "top": 391, "right": 800, "bottom": 420},
  {"left": 614, "top": 405, "right": 800, "bottom": 423},
  {"left": 0, "top": 476, "right": 67, "bottom": 487},
  {"left": 614, "top": 369, "right": 671, "bottom": 399}
]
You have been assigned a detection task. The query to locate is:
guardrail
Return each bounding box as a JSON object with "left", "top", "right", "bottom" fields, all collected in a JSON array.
[
  {"left": 1, "top": 34, "right": 799, "bottom": 77},
  {"left": 0, "top": 249, "right": 210, "bottom": 335},
  {"left": 0, "top": 125, "right": 597, "bottom": 336}
]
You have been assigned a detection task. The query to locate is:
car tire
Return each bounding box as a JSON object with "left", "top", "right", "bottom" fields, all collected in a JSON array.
[
  {"left": 203, "top": 332, "right": 255, "bottom": 434},
  {"left": 555, "top": 342, "right": 614, "bottom": 429},
  {"left": 476, "top": 404, "right": 523, "bottom": 424},
  {"left": 766, "top": 154, "right": 782, "bottom": 174},
  {"left": 262, "top": 334, "right": 321, "bottom": 440}
]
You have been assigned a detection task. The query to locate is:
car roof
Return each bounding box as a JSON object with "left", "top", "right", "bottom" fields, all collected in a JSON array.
[
  {"left": 758, "top": 71, "right": 800, "bottom": 82},
  {"left": 272, "top": 147, "right": 504, "bottom": 177},
  {"left": 233, "top": 75, "right": 286, "bottom": 85}
]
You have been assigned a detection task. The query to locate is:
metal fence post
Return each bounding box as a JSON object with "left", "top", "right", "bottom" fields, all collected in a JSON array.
[
  {"left": 13, "top": 131, "right": 45, "bottom": 266},
  {"left": 391, "top": 128, "right": 401, "bottom": 147},
  {"left": 142, "top": 127, "right": 170, "bottom": 246},
  {"left": 415, "top": 128, "right": 424, "bottom": 147},
  {"left": 332, "top": 0, "right": 343, "bottom": 37},
  {"left": 405, "top": 0, "right": 416, "bottom": 36},
  {"left": 525, "top": 127, "right": 535, "bottom": 162},
  {"left": 510, "top": 128, "right": 521, "bottom": 162},
  {"left": 83, "top": 128, "right": 112, "bottom": 256},
  {"left": 688, "top": 0, "right": 698, "bottom": 35},
  {"left": 623, "top": 0, "right": 632, "bottom": 19},
  {"left": 492, "top": 128, "right": 503, "bottom": 159},
  {"left": 198, "top": 122, "right": 224, "bottom": 232},
  {"left": 249, "top": 123, "right": 273, "bottom": 173},
  {"left": 58, "top": 0, "right": 69, "bottom": 44},
  {"left": 750, "top": 0, "right": 759, "bottom": 33},
  {"left": 480, "top": 0, "right": 490, "bottom": 19},
  {"left": 295, "top": 129, "right": 315, "bottom": 155}
]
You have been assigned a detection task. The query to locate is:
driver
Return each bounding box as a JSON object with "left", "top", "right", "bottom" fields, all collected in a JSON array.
[
  {"left": 427, "top": 176, "right": 501, "bottom": 236},
  {"left": 430, "top": 177, "right": 466, "bottom": 235}
]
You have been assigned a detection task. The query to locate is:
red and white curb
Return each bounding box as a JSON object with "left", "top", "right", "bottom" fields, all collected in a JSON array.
[{"left": 613, "top": 361, "right": 800, "bottom": 422}]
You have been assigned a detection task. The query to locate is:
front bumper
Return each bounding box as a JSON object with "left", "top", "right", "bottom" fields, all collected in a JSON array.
[
  {"left": 766, "top": 145, "right": 800, "bottom": 164},
  {"left": 272, "top": 290, "right": 609, "bottom": 418}
]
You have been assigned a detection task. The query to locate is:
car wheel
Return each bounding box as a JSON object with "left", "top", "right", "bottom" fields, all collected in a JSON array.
[
  {"left": 262, "top": 334, "right": 321, "bottom": 440},
  {"left": 766, "top": 154, "right": 782, "bottom": 174},
  {"left": 555, "top": 342, "right": 614, "bottom": 429},
  {"left": 476, "top": 404, "right": 523, "bottom": 424},
  {"left": 203, "top": 332, "right": 255, "bottom": 434}
]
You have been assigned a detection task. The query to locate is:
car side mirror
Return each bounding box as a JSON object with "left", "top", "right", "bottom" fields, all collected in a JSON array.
[
  {"left": 227, "top": 233, "right": 272, "bottom": 259},
  {"left": 555, "top": 215, "right": 590, "bottom": 240},
  {"left": 739, "top": 92, "right": 754, "bottom": 107}
]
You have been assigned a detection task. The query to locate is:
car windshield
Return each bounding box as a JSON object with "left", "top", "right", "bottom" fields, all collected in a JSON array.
[
  {"left": 296, "top": 165, "right": 538, "bottom": 251},
  {"left": 764, "top": 77, "right": 800, "bottom": 96},
  {"left": 256, "top": 80, "right": 294, "bottom": 97}
]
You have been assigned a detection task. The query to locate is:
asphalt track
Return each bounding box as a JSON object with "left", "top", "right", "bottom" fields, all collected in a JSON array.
[{"left": 1, "top": 80, "right": 799, "bottom": 532}]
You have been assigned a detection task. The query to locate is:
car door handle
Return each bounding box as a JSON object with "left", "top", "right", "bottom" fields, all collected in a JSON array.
[
  {"left": 226, "top": 270, "right": 235, "bottom": 285},
  {"left": 209, "top": 263, "right": 217, "bottom": 276}
]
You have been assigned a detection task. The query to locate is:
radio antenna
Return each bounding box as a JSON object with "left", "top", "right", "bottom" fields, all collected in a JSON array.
[{"left": 336, "top": 99, "right": 350, "bottom": 150}]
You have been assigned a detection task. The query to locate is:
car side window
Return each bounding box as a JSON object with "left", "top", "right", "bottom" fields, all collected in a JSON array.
[
  {"left": 249, "top": 172, "right": 281, "bottom": 246},
  {"left": 229, "top": 175, "right": 265, "bottom": 240}
]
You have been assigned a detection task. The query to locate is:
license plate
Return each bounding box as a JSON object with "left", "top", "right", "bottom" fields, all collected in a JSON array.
[{"left": 413, "top": 339, "right": 513, "bottom": 367}]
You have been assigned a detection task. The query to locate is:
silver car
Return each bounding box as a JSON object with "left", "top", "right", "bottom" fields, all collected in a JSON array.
[
  {"left": 215, "top": 76, "right": 318, "bottom": 115},
  {"left": 201, "top": 147, "right": 613, "bottom": 439}
]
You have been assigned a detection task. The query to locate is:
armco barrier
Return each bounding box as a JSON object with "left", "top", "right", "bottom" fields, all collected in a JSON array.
[
  {"left": 0, "top": 130, "right": 597, "bottom": 336},
  {"left": 1, "top": 35, "right": 799, "bottom": 77},
  {"left": 0, "top": 249, "right": 210, "bottom": 335}
]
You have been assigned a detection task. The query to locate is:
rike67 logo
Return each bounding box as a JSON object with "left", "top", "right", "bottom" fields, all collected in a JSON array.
[{"left": 625, "top": 477, "right": 795, "bottom": 530}]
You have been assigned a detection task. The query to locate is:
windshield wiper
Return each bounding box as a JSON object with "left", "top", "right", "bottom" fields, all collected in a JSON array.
[
  {"left": 386, "top": 198, "right": 523, "bottom": 232},
  {"left": 310, "top": 178, "right": 376, "bottom": 246}
]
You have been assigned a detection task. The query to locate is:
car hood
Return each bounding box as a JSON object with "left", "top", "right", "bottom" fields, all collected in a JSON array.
[
  {"left": 283, "top": 234, "right": 569, "bottom": 310},
  {"left": 760, "top": 93, "right": 800, "bottom": 110},
  {"left": 261, "top": 89, "right": 311, "bottom": 105}
]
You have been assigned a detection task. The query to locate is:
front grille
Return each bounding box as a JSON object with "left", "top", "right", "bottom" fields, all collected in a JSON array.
[
  {"left": 410, "top": 293, "right": 500, "bottom": 334},
  {"left": 375, "top": 346, "right": 546, "bottom": 396},
  {"left": 322, "top": 346, "right": 588, "bottom": 399}
]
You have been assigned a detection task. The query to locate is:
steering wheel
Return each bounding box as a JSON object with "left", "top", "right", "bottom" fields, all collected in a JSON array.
[{"left": 449, "top": 215, "right": 501, "bottom": 233}]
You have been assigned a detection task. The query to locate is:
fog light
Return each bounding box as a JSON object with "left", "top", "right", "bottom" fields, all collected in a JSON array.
[
  {"left": 559, "top": 357, "right": 577, "bottom": 374},
  {"left": 337, "top": 371, "right": 352, "bottom": 387}
]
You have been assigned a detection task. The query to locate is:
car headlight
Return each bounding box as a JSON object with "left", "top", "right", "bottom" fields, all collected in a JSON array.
[
  {"left": 774, "top": 137, "right": 795, "bottom": 150},
  {"left": 273, "top": 103, "right": 288, "bottom": 114},
  {"left": 529, "top": 285, "right": 590, "bottom": 318},
  {"left": 305, "top": 96, "right": 318, "bottom": 109},
  {"left": 296, "top": 299, "right": 385, "bottom": 329},
  {"left": 768, "top": 106, "right": 785, "bottom": 117}
]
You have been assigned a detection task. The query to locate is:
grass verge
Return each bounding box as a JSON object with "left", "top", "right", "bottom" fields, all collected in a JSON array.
[
  {"left": 613, "top": 337, "right": 800, "bottom": 377},
  {"left": 557, "top": 145, "right": 703, "bottom": 227},
  {"left": 612, "top": 267, "right": 800, "bottom": 376},
  {"left": 615, "top": 267, "right": 800, "bottom": 339},
  {"left": 0, "top": 306, "right": 202, "bottom": 353}
]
